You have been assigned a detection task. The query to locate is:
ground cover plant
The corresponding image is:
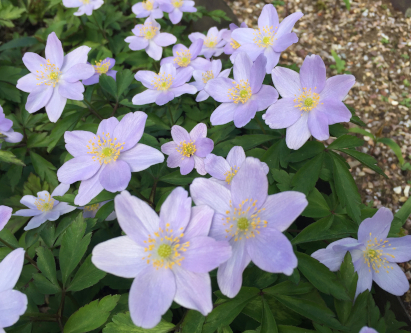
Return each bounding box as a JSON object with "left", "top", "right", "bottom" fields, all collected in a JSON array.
[{"left": 0, "top": 0, "right": 411, "bottom": 332}]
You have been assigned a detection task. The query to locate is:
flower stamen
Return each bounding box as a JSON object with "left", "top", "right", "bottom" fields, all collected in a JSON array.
[
  {"left": 152, "top": 72, "right": 173, "bottom": 91},
  {"left": 94, "top": 59, "right": 110, "bottom": 75},
  {"left": 227, "top": 79, "right": 252, "bottom": 104},
  {"left": 202, "top": 70, "right": 214, "bottom": 84},
  {"left": 176, "top": 140, "right": 196, "bottom": 158},
  {"left": 174, "top": 50, "right": 191, "bottom": 67},
  {"left": 142, "top": 0, "right": 154, "bottom": 10},
  {"left": 204, "top": 36, "right": 218, "bottom": 48},
  {"left": 35, "top": 193, "right": 55, "bottom": 212},
  {"left": 293, "top": 87, "right": 321, "bottom": 112},
  {"left": 36, "top": 59, "right": 62, "bottom": 88},
  {"left": 87, "top": 132, "right": 125, "bottom": 165},
  {"left": 140, "top": 22, "right": 158, "bottom": 40},
  {"left": 253, "top": 25, "right": 277, "bottom": 48}
]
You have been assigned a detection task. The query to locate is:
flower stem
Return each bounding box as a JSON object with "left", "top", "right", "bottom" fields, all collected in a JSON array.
[
  {"left": 149, "top": 179, "right": 158, "bottom": 208},
  {"left": 0, "top": 237, "right": 40, "bottom": 272},
  {"left": 255, "top": 116, "right": 267, "bottom": 135},
  {"left": 83, "top": 100, "right": 103, "bottom": 120},
  {"left": 167, "top": 103, "right": 175, "bottom": 126}
]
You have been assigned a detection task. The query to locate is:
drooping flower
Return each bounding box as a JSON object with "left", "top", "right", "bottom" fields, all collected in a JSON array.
[
  {"left": 188, "top": 27, "right": 227, "bottom": 59},
  {"left": 231, "top": 4, "right": 303, "bottom": 73},
  {"left": 222, "top": 22, "right": 248, "bottom": 55},
  {"left": 160, "top": 0, "right": 197, "bottom": 24},
  {"left": 0, "top": 205, "right": 12, "bottom": 231},
  {"left": 0, "top": 106, "right": 23, "bottom": 146},
  {"left": 190, "top": 59, "right": 231, "bottom": 102},
  {"left": 16, "top": 32, "right": 94, "bottom": 123},
  {"left": 132, "top": 0, "right": 163, "bottom": 19},
  {"left": 92, "top": 188, "right": 231, "bottom": 329},
  {"left": 160, "top": 40, "right": 209, "bottom": 72},
  {"left": 204, "top": 146, "right": 269, "bottom": 189},
  {"left": 79, "top": 200, "right": 116, "bottom": 221},
  {"left": 62, "top": 0, "right": 104, "bottom": 15},
  {"left": 161, "top": 123, "right": 214, "bottom": 175},
  {"left": 83, "top": 58, "right": 117, "bottom": 86},
  {"left": 205, "top": 52, "right": 278, "bottom": 128},
  {"left": 359, "top": 328, "right": 378, "bottom": 333},
  {"left": 57, "top": 112, "right": 164, "bottom": 206},
  {"left": 132, "top": 63, "right": 197, "bottom": 106},
  {"left": 14, "top": 183, "right": 76, "bottom": 231},
  {"left": 0, "top": 248, "right": 28, "bottom": 332},
  {"left": 311, "top": 207, "right": 411, "bottom": 299},
  {"left": 190, "top": 157, "right": 308, "bottom": 297},
  {"left": 125, "top": 18, "right": 177, "bottom": 61},
  {"left": 263, "top": 54, "right": 355, "bottom": 150}
]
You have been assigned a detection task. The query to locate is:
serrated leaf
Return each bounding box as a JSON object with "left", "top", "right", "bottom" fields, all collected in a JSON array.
[
  {"left": 291, "top": 153, "right": 323, "bottom": 195},
  {"left": 292, "top": 215, "right": 334, "bottom": 245},
  {"left": 29, "top": 151, "right": 58, "bottom": 186},
  {"left": 231, "top": 135, "right": 276, "bottom": 151},
  {"left": 32, "top": 273, "right": 61, "bottom": 294},
  {"left": 339, "top": 149, "right": 386, "bottom": 177},
  {"left": 181, "top": 310, "right": 205, "bottom": 333},
  {"left": 36, "top": 247, "right": 58, "bottom": 285},
  {"left": 67, "top": 255, "right": 106, "bottom": 292},
  {"left": 116, "top": 69, "right": 134, "bottom": 98},
  {"left": 261, "top": 297, "right": 278, "bottom": 333},
  {"left": 301, "top": 188, "right": 330, "bottom": 218},
  {"left": 100, "top": 74, "right": 117, "bottom": 99},
  {"left": 103, "top": 312, "right": 174, "bottom": 333},
  {"left": 327, "top": 135, "right": 364, "bottom": 150},
  {"left": 160, "top": 169, "right": 200, "bottom": 186},
  {"left": 0, "top": 150, "right": 25, "bottom": 166}
]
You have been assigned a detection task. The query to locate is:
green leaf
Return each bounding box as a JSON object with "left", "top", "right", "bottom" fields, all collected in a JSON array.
[
  {"left": 181, "top": 310, "right": 205, "bottom": 333},
  {"left": 291, "top": 153, "right": 323, "bottom": 195},
  {"left": 271, "top": 169, "right": 293, "bottom": 191},
  {"left": 27, "top": 132, "right": 50, "bottom": 148},
  {"left": 60, "top": 213, "right": 91, "bottom": 286},
  {"left": 36, "top": 247, "right": 58, "bottom": 285},
  {"left": 0, "top": 82, "right": 21, "bottom": 103},
  {"left": 0, "top": 150, "right": 25, "bottom": 166},
  {"left": 99, "top": 74, "right": 118, "bottom": 99},
  {"left": 277, "top": 325, "right": 316, "bottom": 333},
  {"left": 331, "top": 153, "right": 361, "bottom": 223},
  {"left": 87, "top": 190, "right": 117, "bottom": 205},
  {"left": 146, "top": 113, "right": 170, "bottom": 130},
  {"left": 262, "top": 140, "right": 282, "bottom": 170},
  {"left": 116, "top": 69, "right": 134, "bottom": 98},
  {"left": 394, "top": 196, "right": 411, "bottom": 226},
  {"left": 261, "top": 297, "right": 278, "bottom": 333},
  {"left": 287, "top": 141, "right": 325, "bottom": 163},
  {"left": 348, "top": 127, "right": 375, "bottom": 141},
  {"left": 67, "top": 255, "right": 106, "bottom": 292},
  {"left": 0, "top": 36, "right": 38, "bottom": 51},
  {"left": 64, "top": 295, "right": 121, "bottom": 333},
  {"left": 32, "top": 273, "right": 61, "bottom": 294},
  {"left": 301, "top": 188, "right": 331, "bottom": 218},
  {"left": 103, "top": 312, "right": 175, "bottom": 333},
  {"left": 327, "top": 135, "right": 364, "bottom": 150},
  {"left": 29, "top": 151, "right": 58, "bottom": 186},
  {"left": 263, "top": 281, "right": 314, "bottom": 296},
  {"left": 343, "top": 0, "right": 351, "bottom": 10},
  {"left": 160, "top": 169, "right": 200, "bottom": 186},
  {"left": 339, "top": 149, "right": 386, "bottom": 177},
  {"left": 0, "top": 4, "right": 25, "bottom": 27},
  {"left": 231, "top": 135, "right": 276, "bottom": 151},
  {"left": 95, "top": 201, "right": 115, "bottom": 221},
  {"left": 242, "top": 264, "right": 278, "bottom": 289},
  {"left": 378, "top": 137, "right": 405, "bottom": 165},
  {"left": 296, "top": 252, "right": 351, "bottom": 301},
  {"left": 292, "top": 215, "right": 334, "bottom": 245},
  {"left": 53, "top": 193, "right": 76, "bottom": 206}
]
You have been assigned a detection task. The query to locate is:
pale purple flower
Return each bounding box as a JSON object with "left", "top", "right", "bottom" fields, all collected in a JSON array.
[
  {"left": 161, "top": 123, "right": 214, "bottom": 175},
  {"left": 125, "top": 18, "right": 177, "bottom": 61},
  {"left": 92, "top": 188, "right": 231, "bottom": 328},
  {"left": 160, "top": 0, "right": 196, "bottom": 24},
  {"left": 263, "top": 54, "right": 355, "bottom": 150},
  {"left": 205, "top": 146, "right": 269, "bottom": 189},
  {"left": 0, "top": 106, "right": 23, "bottom": 146},
  {"left": 57, "top": 112, "right": 164, "bottom": 206},
  {"left": 0, "top": 205, "right": 12, "bottom": 232},
  {"left": 231, "top": 4, "right": 303, "bottom": 73},
  {"left": 16, "top": 32, "right": 94, "bottom": 123},
  {"left": 188, "top": 27, "right": 227, "bottom": 59},
  {"left": 83, "top": 58, "right": 117, "bottom": 86},
  {"left": 359, "top": 328, "right": 378, "bottom": 333},
  {"left": 62, "top": 0, "right": 104, "bottom": 15},
  {"left": 222, "top": 22, "right": 247, "bottom": 55},
  {"left": 0, "top": 248, "right": 27, "bottom": 332},
  {"left": 311, "top": 207, "right": 411, "bottom": 299},
  {"left": 132, "top": 0, "right": 163, "bottom": 19},
  {"left": 190, "top": 157, "right": 308, "bottom": 298},
  {"left": 190, "top": 59, "right": 231, "bottom": 102},
  {"left": 132, "top": 63, "right": 197, "bottom": 106},
  {"left": 205, "top": 52, "right": 278, "bottom": 128},
  {"left": 79, "top": 200, "right": 116, "bottom": 221},
  {"left": 14, "top": 183, "right": 76, "bottom": 231},
  {"left": 160, "top": 40, "right": 209, "bottom": 72}
]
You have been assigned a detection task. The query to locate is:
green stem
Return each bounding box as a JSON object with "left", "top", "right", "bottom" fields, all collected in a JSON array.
[
  {"left": 0, "top": 237, "right": 40, "bottom": 271},
  {"left": 91, "top": 12, "right": 107, "bottom": 41},
  {"left": 167, "top": 103, "right": 175, "bottom": 126},
  {"left": 255, "top": 116, "right": 267, "bottom": 135},
  {"left": 83, "top": 100, "right": 103, "bottom": 120},
  {"left": 149, "top": 179, "right": 158, "bottom": 208}
]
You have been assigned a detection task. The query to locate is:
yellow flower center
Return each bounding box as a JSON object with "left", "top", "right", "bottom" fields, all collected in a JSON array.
[
  {"left": 227, "top": 79, "right": 252, "bottom": 104},
  {"left": 142, "top": 0, "right": 154, "bottom": 10},
  {"left": 36, "top": 59, "right": 62, "bottom": 88},
  {"left": 223, "top": 199, "right": 267, "bottom": 241},
  {"left": 87, "top": 132, "right": 125, "bottom": 165},
  {"left": 204, "top": 36, "right": 217, "bottom": 48},
  {"left": 253, "top": 25, "right": 277, "bottom": 48},
  {"left": 363, "top": 233, "right": 396, "bottom": 274},
  {"left": 202, "top": 70, "right": 214, "bottom": 84},
  {"left": 176, "top": 140, "right": 196, "bottom": 158},
  {"left": 174, "top": 50, "right": 191, "bottom": 67},
  {"left": 230, "top": 38, "right": 240, "bottom": 49},
  {"left": 172, "top": 0, "right": 183, "bottom": 8},
  {"left": 142, "top": 223, "right": 190, "bottom": 269},
  {"left": 84, "top": 203, "right": 100, "bottom": 211},
  {"left": 293, "top": 87, "right": 321, "bottom": 112},
  {"left": 82, "top": 0, "right": 90, "bottom": 4},
  {"left": 152, "top": 72, "right": 173, "bottom": 91},
  {"left": 224, "top": 166, "right": 239, "bottom": 184},
  {"left": 35, "top": 193, "right": 55, "bottom": 212},
  {"left": 140, "top": 22, "right": 158, "bottom": 40},
  {"left": 94, "top": 59, "right": 110, "bottom": 75}
]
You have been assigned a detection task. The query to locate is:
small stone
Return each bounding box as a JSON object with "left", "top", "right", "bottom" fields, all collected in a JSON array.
[
  {"left": 394, "top": 186, "right": 402, "bottom": 194},
  {"left": 358, "top": 171, "right": 366, "bottom": 176},
  {"left": 363, "top": 167, "right": 376, "bottom": 174},
  {"left": 405, "top": 185, "right": 410, "bottom": 197},
  {"left": 400, "top": 196, "right": 408, "bottom": 202},
  {"left": 406, "top": 271, "right": 411, "bottom": 280}
]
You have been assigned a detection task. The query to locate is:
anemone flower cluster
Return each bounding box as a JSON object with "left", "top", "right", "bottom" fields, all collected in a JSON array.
[
  {"left": 312, "top": 207, "right": 411, "bottom": 299},
  {"left": 189, "top": 27, "right": 227, "bottom": 59},
  {"left": 160, "top": 0, "right": 197, "bottom": 24},
  {"left": 83, "top": 58, "right": 117, "bottom": 86},
  {"left": 125, "top": 18, "right": 177, "bottom": 61},
  {"left": 57, "top": 112, "right": 164, "bottom": 206},
  {"left": 92, "top": 188, "right": 231, "bottom": 328},
  {"left": 132, "top": 0, "right": 164, "bottom": 19},
  {"left": 0, "top": 106, "right": 23, "bottom": 147},
  {"left": 16, "top": 32, "right": 94, "bottom": 122},
  {"left": 62, "top": 0, "right": 104, "bottom": 16}
]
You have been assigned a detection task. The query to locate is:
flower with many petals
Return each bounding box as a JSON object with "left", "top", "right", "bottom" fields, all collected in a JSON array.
[
  {"left": 160, "top": 40, "right": 209, "bottom": 72},
  {"left": 0, "top": 106, "right": 23, "bottom": 147},
  {"left": 263, "top": 54, "right": 355, "bottom": 150},
  {"left": 79, "top": 200, "right": 116, "bottom": 221},
  {"left": 0, "top": 205, "right": 12, "bottom": 232},
  {"left": 222, "top": 22, "right": 247, "bottom": 55},
  {"left": 312, "top": 207, "right": 411, "bottom": 299},
  {"left": 188, "top": 27, "right": 227, "bottom": 59},
  {"left": 161, "top": 123, "right": 214, "bottom": 175},
  {"left": 16, "top": 32, "right": 94, "bottom": 122},
  {"left": 63, "top": 0, "right": 104, "bottom": 15},
  {"left": 0, "top": 248, "right": 28, "bottom": 332},
  {"left": 231, "top": 4, "right": 303, "bottom": 73},
  {"left": 132, "top": 0, "right": 163, "bottom": 19},
  {"left": 57, "top": 112, "right": 164, "bottom": 206},
  {"left": 190, "top": 157, "right": 308, "bottom": 297},
  {"left": 205, "top": 52, "right": 278, "bottom": 128},
  {"left": 83, "top": 58, "right": 117, "bottom": 86},
  {"left": 205, "top": 146, "right": 269, "bottom": 189},
  {"left": 160, "top": 0, "right": 197, "bottom": 24},
  {"left": 132, "top": 63, "right": 197, "bottom": 106},
  {"left": 92, "top": 188, "right": 231, "bottom": 328},
  {"left": 190, "top": 59, "right": 231, "bottom": 102},
  {"left": 14, "top": 183, "right": 76, "bottom": 231},
  {"left": 125, "top": 18, "right": 177, "bottom": 61}
]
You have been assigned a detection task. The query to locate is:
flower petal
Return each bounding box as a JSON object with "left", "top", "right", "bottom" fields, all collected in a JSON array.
[
  {"left": 146, "top": 41, "right": 163, "bottom": 61},
  {"left": 285, "top": 112, "right": 311, "bottom": 150},
  {"left": 276, "top": 11, "right": 304, "bottom": 37},
  {"left": 231, "top": 28, "right": 255, "bottom": 45},
  {"left": 97, "top": 117, "right": 119, "bottom": 137},
  {"left": 161, "top": 141, "right": 178, "bottom": 155},
  {"left": 159, "top": 187, "right": 192, "bottom": 231},
  {"left": 271, "top": 66, "right": 301, "bottom": 98},
  {"left": 272, "top": 32, "right": 298, "bottom": 53},
  {"left": 22, "top": 53, "right": 47, "bottom": 74},
  {"left": 307, "top": 108, "right": 329, "bottom": 141},
  {"left": 204, "top": 154, "right": 230, "bottom": 180},
  {"left": 233, "top": 52, "right": 252, "bottom": 83},
  {"left": 258, "top": 4, "right": 279, "bottom": 30},
  {"left": 250, "top": 54, "right": 267, "bottom": 94},
  {"left": 204, "top": 77, "right": 234, "bottom": 103},
  {"left": 193, "top": 155, "right": 206, "bottom": 175},
  {"left": 63, "top": 63, "right": 95, "bottom": 82},
  {"left": 358, "top": 207, "right": 393, "bottom": 244},
  {"left": 180, "top": 156, "right": 195, "bottom": 175},
  {"left": 13, "top": 209, "right": 42, "bottom": 217},
  {"left": 169, "top": 9, "right": 183, "bottom": 24},
  {"left": 128, "top": 36, "right": 149, "bottom": 51},
  {"left": 182, "top": 205, "right": 214, "bottom": 240},
  {"left": 0, "top": 290, "right": 27, "bottom": 329},
  {"left": 26, "top": 85, "right": 53, "bottom": 114},
  {"left": 190, "top": 122, "right": 207, "bottom": 141},
  {"left": 58, "top": 81, "right": 84, "bottom": 100},
  {"left": 226, "top": 146, "right": 245, "bottom": 167},
  {"left": 154, "top": 32, "right": 177, "bottom": 47},
  {"left": 233, "top": 99, "right": 258, "bottom": 128},
  {"left": 0, "top": 248, "right": 25, "bottom": 292},
  {"left": 354, "top": 258, "right": 373, "bottom": 299},
  {"left": 169, "top": 84, "right": 197, "bottom": 98},
  {"left": 316, "top": 99, "right": 352, "bottom": 125},
  {"left": 99, "top": 160, "right": 131, "bottom": 192},
  {"left": 132, "top": 89, "right": 160, "bottom": 105},
  {"left": 74, "top": 166, "right": 105, "bottom": 206},
  {"left": 210, "top": 102, "right": 237, "bottom": 126},
  {"left": 120, "top": 144, "right": 164, "bottom": 172},
  {"left": 51, "top": 183, "right": 70, "bottom": 197},
  {"left": 0, "top": 206, "right": 12, "bottom": 232},
  {"left": 45, "top": 89, "right": 67, "bottom": 122},
  {"left": 64, "top": 130, "right": 96, "bottom": 157},
  {"left": 382, "top": 236, "right": 411, "bottom": 263},
  {"left": 253, "top": 85, "right": 278, "bottom": 111},
  {"left": 45, "top": 32, "right": 64, "bottom": 69},
  {"left": 194, "top": 138, "right": 213, "bottom": 158},
  {"left": 113, "top": 112, "right": 147, "bottom": 151},
  {"left": 190, "top": 178, "right": 231, "bottom": 215},
  {"left": 57, "top": 155, "right": 100, "bottom": 184},
  {"left": 320, "top": 74, "right": 355, "bottom": 101},
  {"left": 61, "top": 46, "right": 91, "bottom": 73},
  {"left": 372, "top": 263, "right": 409, "bottom": 296},
  {"left": 171, "top": 125, "right": 190, "bottom": 143},
  {"left": 155, "top": 91, "right": 174, "bottom": 105},
  {"left": 299, "top": 54, "right": 326, "bottom": 92},
  {"left": 16, "top": 73, "right": 39, "bottom": 93}
]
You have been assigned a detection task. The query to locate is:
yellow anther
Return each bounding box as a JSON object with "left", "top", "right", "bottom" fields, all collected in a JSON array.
[
  {"left": 224, "top": 166, "right": 239, "bottom": 184},
  {"left": 36, "top": 59, "right": 61, "bottom": 88},
  {"left": 176, "top": 140, "right": 196, "bottom": 158},
  {"left": 87, "top": 132, "right": 125, "bottom": 165},
  {"left": 253, "top": 25, "right": 277, "bottom": 48},
  {"left": 227, "top": 79, "right": 252, "bottom": 104},
  {"left": 174, "top": 50, "right": 191, "bottom": 67},
  {"left": 172, "top": 0, "right": 183, "bottom": 8},
  {"left": 84, "top": 203, "right": 100, "bottom": 211},
  {"left": 152, "top": 72, "right": 173, "bottom": 91},
  {"left": 230, "top": 38, "right": 240, "bottom": 49},
  {"left": 202, "top": 70, "right": 214, "bottom": 84},
  {"left": 35, "top": 193, "right": 55, "bottom": 212},
  {"left": 204, "top": 36, "right": 218, "bottom": 48},
  {"left": 94, "top": 59, "right": 110, "bottom": 75},
  {"left": 140, "top": 22, "right": 158, "bottom": 40},
  {"left": 293, "top": 87, "right": 321, "bottom": 112},
  {"left": 142, "top": 0, "right": 154, "bottom": 10}
]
